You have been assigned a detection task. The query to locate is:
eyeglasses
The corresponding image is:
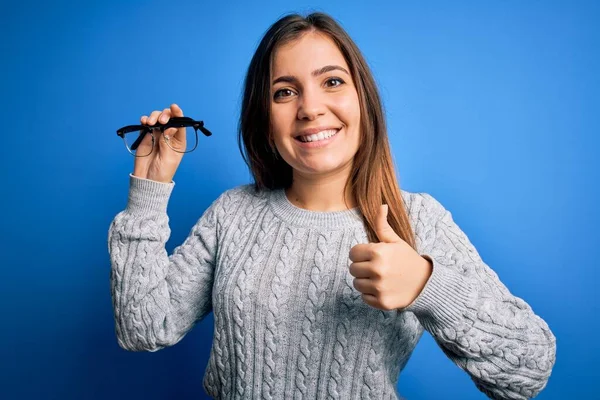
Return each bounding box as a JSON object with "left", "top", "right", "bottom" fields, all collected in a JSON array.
[{"left": 116, "top": 117, "right": 213, "bottom": 157}]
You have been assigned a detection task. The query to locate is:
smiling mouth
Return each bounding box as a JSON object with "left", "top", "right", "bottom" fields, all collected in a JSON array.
[{"left": 294, "top": 128, "right": 341, "bottom": 143}]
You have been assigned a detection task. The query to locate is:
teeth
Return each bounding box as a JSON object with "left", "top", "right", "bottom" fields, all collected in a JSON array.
[{"left": 299, "top": 129, "right": 338, "bottom": 142}]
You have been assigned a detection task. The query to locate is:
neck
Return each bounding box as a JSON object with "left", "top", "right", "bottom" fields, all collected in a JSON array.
[{"left": 285, "top": 164, "right": 357, "bottom": 212}]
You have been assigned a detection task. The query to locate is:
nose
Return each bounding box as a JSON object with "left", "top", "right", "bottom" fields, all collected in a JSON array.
[{"left": 297, "top": 87, "right": 326, "bottom": 121}]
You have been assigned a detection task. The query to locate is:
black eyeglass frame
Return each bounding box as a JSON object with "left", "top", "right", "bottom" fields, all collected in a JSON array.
[{"left": 116, "top": 116, "right": 213, "bottom": 157}]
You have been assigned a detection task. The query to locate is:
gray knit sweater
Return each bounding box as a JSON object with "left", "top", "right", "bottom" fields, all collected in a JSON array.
[{"left": 108, "top": 173, "right": 556, "bottom": 400}]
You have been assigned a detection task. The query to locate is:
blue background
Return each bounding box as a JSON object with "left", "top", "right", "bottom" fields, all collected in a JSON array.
[{"left": 1, "top": 0, "right": 597, "bottom": 398}]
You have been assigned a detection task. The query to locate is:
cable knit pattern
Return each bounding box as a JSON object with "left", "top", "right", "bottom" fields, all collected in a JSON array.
[
  {"left": 327, "top": 229, "right": 362, "bottom": 400},
  {"left": 263, "top": 226, "right": 300, "bottom": 399},
  {"left": 294, "top": 231, "right": 333, "bottom": 399},
  {"left": 108, "top": 174, "right": 556, "bottom": 400}
]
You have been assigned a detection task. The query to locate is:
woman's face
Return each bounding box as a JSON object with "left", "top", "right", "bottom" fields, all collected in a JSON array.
[{"left": 270, "top": 31, "right": 361, "bottom": 179}]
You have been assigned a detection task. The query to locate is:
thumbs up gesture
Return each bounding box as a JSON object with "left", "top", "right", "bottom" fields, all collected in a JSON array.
[{"left": 349, "top": 204, "right": 433, "bottom": 311}]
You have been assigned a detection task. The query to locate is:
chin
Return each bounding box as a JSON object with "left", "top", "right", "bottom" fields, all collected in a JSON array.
[{"left": 294, "top": 159, "right": 350, "bottom": 176}]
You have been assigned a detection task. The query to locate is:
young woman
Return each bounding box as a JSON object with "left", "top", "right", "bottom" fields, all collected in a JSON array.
[{"left": 108, "top": 12, "right": 556, "bottom": 400}]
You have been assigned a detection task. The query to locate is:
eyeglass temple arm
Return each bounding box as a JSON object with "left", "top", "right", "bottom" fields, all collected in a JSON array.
[
  {"left": 198, "top": 122, "right": 212, "bottom": 137},
  {"left": 131, "top": 132, "right": 148, "bottom": 150},
  {"left": 130, "top": 131, "right": 147, "bottom": 151}
]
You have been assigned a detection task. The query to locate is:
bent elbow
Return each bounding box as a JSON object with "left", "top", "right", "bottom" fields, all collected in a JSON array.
[
  {"left": 116, "top": 334, "right": 168, "bottom": 352},
  {"left": 114, "top": 326, "right": 180, "bottom": 352}
]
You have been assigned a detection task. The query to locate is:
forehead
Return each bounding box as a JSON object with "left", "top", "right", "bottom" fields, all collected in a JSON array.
[{"left": 272, "top": 31, "right": 348, "bottom": 76}]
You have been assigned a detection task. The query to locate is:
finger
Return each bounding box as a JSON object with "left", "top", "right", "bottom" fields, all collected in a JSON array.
[
  {"left": 348, "top": 243, "right": 375, "bottom": 263},
  {"left": 348, "top": 261, "right": 374, "bottom": 278},
  {"left": 155, "top": 108, "right": 175, "bottom": 150},
  {"left": 353, "top": 277, "right": 376, "bottom": 295},
  {"left": 169, "top": 104, "right": 187, "bottom": 143},
  {"left": 140, "top": 115, "right": 148, "bottom": 124},
  {"left": 170, "top": 103, "right": 184, "bottom": 117},
  {"left": 158, "top": 108, "right": 171, "bottom": 124},
  {"left": 361, "top": 293, "right": 379, "bottom": 308},
  {"left": 147, "top": 110, "right": 162, "bottom": 125}
]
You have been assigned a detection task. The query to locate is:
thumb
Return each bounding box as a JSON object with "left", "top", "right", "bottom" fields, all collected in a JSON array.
[{"left": 375, "top": 204, "right": 402, "bottom": 243}]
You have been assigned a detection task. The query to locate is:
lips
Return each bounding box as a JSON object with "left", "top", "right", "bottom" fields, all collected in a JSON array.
[
  {"left": 294, "top": 126, "right": 342, "bottom": 139},
  {"left": 295, "top": 129, "right": 338, "bottom": 142},
  {"left": 293, "top": 127, "right": 341, "bottom": 148}
]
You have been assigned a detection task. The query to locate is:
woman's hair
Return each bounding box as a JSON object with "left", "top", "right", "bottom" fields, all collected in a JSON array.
[{"left": 237, "top": 11, "right": 416, "bottom": 248}]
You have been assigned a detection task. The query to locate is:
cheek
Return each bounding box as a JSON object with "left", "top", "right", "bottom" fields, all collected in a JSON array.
[
  {"left": 336, "top": 93, "right": 361, "bottom": 123},
  {"left": 272, "top": 101, "right": 299, "bottom": 120},
  {"left": 270, "top": 108, "right": 292, "bottom": 142}
]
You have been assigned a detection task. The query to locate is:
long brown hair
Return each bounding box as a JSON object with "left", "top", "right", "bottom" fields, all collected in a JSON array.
[{"left": 237, "top": 11, "right": 416, "bottom": 248}]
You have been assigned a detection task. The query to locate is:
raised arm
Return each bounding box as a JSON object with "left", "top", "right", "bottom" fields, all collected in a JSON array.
[
  {"left": 403, "top": 194, "right": 556, "bottom": 399},
  {"left": 108, "top": 174, "right": 223, "bottom": 352}
]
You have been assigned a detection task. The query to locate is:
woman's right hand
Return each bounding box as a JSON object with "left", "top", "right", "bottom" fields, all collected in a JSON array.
[{"left": 133, "top": 103, "right": 187, "bottom": 184}]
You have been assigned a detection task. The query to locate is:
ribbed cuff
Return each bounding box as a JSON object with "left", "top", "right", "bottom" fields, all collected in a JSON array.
[
  {"left": 401, "top": 255, "right": 476, "bottom": 327},
  {"left": 125, "top": 173, "right": 175, "bottom": 216}
]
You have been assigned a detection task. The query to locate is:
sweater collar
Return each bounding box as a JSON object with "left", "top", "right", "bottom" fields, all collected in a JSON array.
[{"left": 269, "top": 187, "right": 365, "bottom": 229}]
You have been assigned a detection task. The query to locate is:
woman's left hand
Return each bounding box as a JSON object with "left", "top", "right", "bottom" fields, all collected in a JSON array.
[{"left": 349, "top": 204, "right": 433, "bottom": 311}]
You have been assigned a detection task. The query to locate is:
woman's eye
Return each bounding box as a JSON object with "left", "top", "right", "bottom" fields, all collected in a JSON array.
[
  {"left": 274, "top": 78, "right": 345, "bottom": 100},
  {"left": 274, "top": 89, "right": 294, "bottom": 99},
  {"left": 325, "top": 77, "right": 345, "bottom": 87}
]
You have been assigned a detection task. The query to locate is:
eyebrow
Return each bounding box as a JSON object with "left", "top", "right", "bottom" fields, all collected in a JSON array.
[{"left": 272, "top": 65, "right": 350, "bottom": 85}]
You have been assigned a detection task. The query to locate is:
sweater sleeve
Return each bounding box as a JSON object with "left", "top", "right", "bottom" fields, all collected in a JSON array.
[
  {"left": 108, "top": 173, "right": 222, "bottom": 352},
  {"left": 401, "top": 193, "right": 556, "bottom": 399}
]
